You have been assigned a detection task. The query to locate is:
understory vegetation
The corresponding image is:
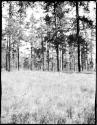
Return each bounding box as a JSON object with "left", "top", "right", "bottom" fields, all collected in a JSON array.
[{"left": 1, "top": 71, "right": 95, "bottom": 124}]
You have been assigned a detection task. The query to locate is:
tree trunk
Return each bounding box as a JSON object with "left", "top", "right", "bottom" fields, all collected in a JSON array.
[
  {"left": 30, "top": 42, "right": 33, "bottom": 70},
  {"left": 42, "top": 39, "right": 44, "bottom": 71},
  {"left": 6, "top": 51, "right": 8, "bottom": 71},
  {"left": 47, "top": 49, "right": 49, "bottom": 71},
  {"left": 52, "top": 60, "right": 53, "bottom": 71},
  {"left": 76, "top": 2, "right": 81, "bottom": 72},
  {"left": 56, "top": 45, "right": 59, "bottom": 71},
  {"left": 62, "top": 47, "right": 64, "bottom": 71},
  {"left": 54, "top": 2, "right": 59, "bottom": 72},
  {"left": 6, "top": 35, "right": 8, "bottom": 71},
  {"left": 60, "top": 48, "right": 62, "bottom": 71},
  {"left": 8, "top": 35, "right": 11, "bottom": 72},
  {"left": 74, "top": 56, "right": 75, "bottom": 71},
  {"left": 8, "top": 1, "right": 12, "bottom": 72},
  {"left": 18, "top": 1, "right": 23, "bottom": 71},
  {"left": 47, "top": 41, "right": 50, "bottom": 71},
  {"left": 17, "top": 43, "right": 19, "bottom": 70},
  {"left": 12, "top": 38, "right": 15, "bottom": 69}
]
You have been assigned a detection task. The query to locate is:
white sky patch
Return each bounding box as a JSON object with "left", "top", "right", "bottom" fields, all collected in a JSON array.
[{"left": 24, "top": 7, "right": 33, "bottom": 22}]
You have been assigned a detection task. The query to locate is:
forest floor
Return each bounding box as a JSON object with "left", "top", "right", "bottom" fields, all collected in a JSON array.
[{"left": 1, "top": 70, "right": 96, "bottom": 124}]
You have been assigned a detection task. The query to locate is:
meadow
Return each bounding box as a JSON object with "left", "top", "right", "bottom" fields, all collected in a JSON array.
[{"left": 1, "top": 70, "right": 96, "bottom": 124}]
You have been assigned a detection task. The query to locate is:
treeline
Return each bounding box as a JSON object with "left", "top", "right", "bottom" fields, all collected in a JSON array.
[{"left": 2, "top": 1, "right": 96, "bottom": 72}]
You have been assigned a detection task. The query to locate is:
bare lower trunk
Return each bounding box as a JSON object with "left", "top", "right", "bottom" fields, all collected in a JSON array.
[
  {"left": 47, "top": 42, "right": 49, "bottom": 71},
  {"left": 56, "top": 45, "right": 59, "bottom": 72},
  {"left": 62, "top": 49, "right": 63, "bottom": 71},
  {"left": 12, "top": 40, "right": 15, "bottom": 68},
  {"left": 30, "top": 42, "right": 33, "bottom": 70},
  {"left": 6, "top": 36, "right": 8, "bottom": 71},
  {"left": 17, "top": 45, "right": 19, "bottom": 70},
  {"left": 6, "top": 52, "right": 8, "bottom": 71},
  {"left": 8, "top": 35, "right": 11, "bottom": 72},
  {"left": 42, "top": 40, "right": 44, "bottom": 71},
  {"left": 74, "top": 56, "right": 75, "bottom": 71}
]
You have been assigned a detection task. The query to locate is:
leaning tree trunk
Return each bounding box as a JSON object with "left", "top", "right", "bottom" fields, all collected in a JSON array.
[{"left": 76, "top": 2, "right": 81, "bottom": 72}]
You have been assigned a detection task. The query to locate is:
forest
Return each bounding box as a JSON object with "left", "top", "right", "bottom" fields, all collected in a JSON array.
[
  {"left": 2, "top": 1, "right": 96, "bottom": 72},
  {"left": 1, "top": 1, "right": 96, "bottom": 124}
]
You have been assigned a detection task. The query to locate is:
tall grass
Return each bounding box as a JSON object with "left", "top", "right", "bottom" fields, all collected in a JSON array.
[{"left": 1, "top": 71, "right": 95, "bottom": 124}]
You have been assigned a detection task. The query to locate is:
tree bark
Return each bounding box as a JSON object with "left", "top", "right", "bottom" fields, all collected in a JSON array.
[
  {"left": 8, "top": 35, "right": 11, "bottom": 72},
  {"left": 8, "top": 1, "right": 12, "bottom": 72},
  {"left": 56, "top": 45, "right": 59, "bottom": 71},
  {"left": 30, "top": 42, "right": 33, "bottom": 70},
  {"left": 6, "top": 51, "right": 8, "bottom": 71},
  {"left": 76, "top": 2, "right": 81, "bottom": 72},
  {"left": 74, "top": 56, "right": 75, "bottom": 71},
  {"left": 17, "top": 43, "right": 19, "bottom": 70},
  {"left": 62, "top": 47, "right": 64, "bottom": 71},
  {"left": 54, "top": 2, "right": 60, "bottom": 72},
  {"left": 42, "top": 39, "right": 44, "bottom": 71},
  {"left": 12, "top": 38, "right": 15, "bottom": 69},
  {"left": 6, "top": 35, "right": 8, "bottom": 71},
  {"left": 47, "top": 47, "right": 49, "bottom": 71}
]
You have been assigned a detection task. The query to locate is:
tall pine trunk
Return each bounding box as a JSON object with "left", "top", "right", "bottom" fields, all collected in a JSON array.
[
  {"left": 56, "top": 45, "right": 59, "bottom": 71},
  {"left": 17, "top": 43, "right": 19, "bottom": 70},
  {"left": 62, "top": 46, "right": 64, "bottom": 71},
  {"left": 6, "top": 35, "right": 8, "bottom": 71},
  {"left": 41, "top": 38, "right": 44, "bottom": 71},
  {"left": 8, "top": 2, "right": 12, "bottom": 72},
  {"left": 8, "top": 35, "right": 11, "bottom": 72},
  {"left": 76, "top": 2, "right": 81, "bottom": 72},
  {"left": 6, "top": 51, "right": 8, "bottom": 71},
  {"left": 12, "top": 38, "right": 15, "bottom": 69},
  {"left": 30, "top": 42, "right": 33, "bottom": 70},
  {"left": 17, "top": 1, "right": 23, "bottom": 71},
  {"left": 47, "top": 45, "right": 49, "bottom": 71},
  {"left": 54, "top": 2, "right": 59, "bottom": 72}
]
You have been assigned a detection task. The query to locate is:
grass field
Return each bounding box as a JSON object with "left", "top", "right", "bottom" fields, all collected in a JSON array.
[{"left": 1, "top": 70, "right": 96, "bottom": 124}]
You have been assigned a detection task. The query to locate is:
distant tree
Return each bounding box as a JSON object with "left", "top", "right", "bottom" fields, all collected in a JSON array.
[
  {"left": 44, "top": 1, "right": 66, "bottom": 71},
  {"left": 23, "top": 57, "right": 29, "bottom": 69},
  {"left": 44, "top": 14, "right": 52, "bottom": 71},
  {"left": 36, "top": 21, "right": 47, "bottom": 71}
]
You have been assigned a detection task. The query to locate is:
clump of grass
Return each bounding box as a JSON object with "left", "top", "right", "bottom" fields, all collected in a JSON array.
[
  {"left": 10, "top": 112, "right": 36, "bottom": 124},
  {"left": 2, "top": 105, "right": 95, "bottom": 124},
  {"left": 83, "top": 106, "right": 95, "bottom": 124},
  {"left": 8, "top": 108, "right": 67, "bottom": 124},
  {"left": 66, "top": 106, "right": 73, "bottom": 119},
  {"left": 72, "top": 106, "right": 95, "bottom": 124},
  {"left": 38, "top": 112, "right": 66, "bottom": 124}
]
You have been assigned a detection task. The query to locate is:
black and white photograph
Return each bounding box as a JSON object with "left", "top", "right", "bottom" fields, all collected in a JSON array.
[{"left": 1, "top": 1, "right": 96, "bottom": 124}]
